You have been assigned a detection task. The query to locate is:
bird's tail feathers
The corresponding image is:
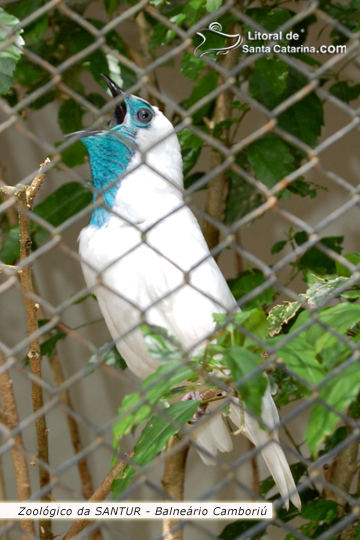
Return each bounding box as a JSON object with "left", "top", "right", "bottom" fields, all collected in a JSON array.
[
  {"left": 189, "top": 392, "right": 301, "bottom": 510},
  {"left": 258, "top": 438, "right": 301, "bottom": 510},
  {"left": 190, "top": 408, "right": 233, "bottom": 466},
  {"left": 230, "top": 395, "right": 301, "bottom": 510}
]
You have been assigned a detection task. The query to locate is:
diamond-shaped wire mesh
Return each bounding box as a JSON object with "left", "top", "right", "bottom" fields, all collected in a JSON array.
[{"left": 0, "top": 0, "right": 360, "bottom": 539}]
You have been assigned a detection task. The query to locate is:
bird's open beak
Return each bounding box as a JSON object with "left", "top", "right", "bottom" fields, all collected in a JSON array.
[
  {"left": 64, "top": 129, "right": 102, "bottom": 139},
  {"left": 65, "top": 74, "right": 127, "bottom": 139},
  {"left": 101, "top": 73, "right": 127, "bottom": 127}
]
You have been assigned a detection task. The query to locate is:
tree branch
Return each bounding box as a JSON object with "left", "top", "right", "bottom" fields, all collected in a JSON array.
[
  {"left": 16, "top": 160, "right": 52, "bottom": 539},
  {"left": 33, "top": 282, "right": 98, "bottom": 510},
  {"left": 324, "top": 433, "right": 358, "bottom": 518},
  {"left": 0, "top": 350, "right": 36, "bottom": 539},
  {"left": 202, "top": 24, "right": 242, "bottom": 252},
  {"left": 161, "top": 437, "right": 189, "bottom": 540},
  {"left": 63, "top": 451, "right": 134, "bottom": 540}
]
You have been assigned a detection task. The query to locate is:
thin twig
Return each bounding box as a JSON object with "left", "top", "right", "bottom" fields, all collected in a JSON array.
[
  {"left": 16, "top": 161, "right": 52, "bottom": 539},
  {"left": 0, "top": 351, "right": 36, "bottom": 539},
  {"left": 202, "top": 24, "right": 242, "bottom": 253},
  {"left": 121, "top": 11, "right": 164, "bottom": 111},
  {"left": 49, "top": 350, "right": 95, "bottom": 499},
  {"left": 0, "top": 431, "right": 8, "bottom": 540},
  {"left": 161, "top": 436, "right": 189, "bottom": 540},
  {"left": 33, "top": 283, "right": 98, "bottom": 505},
  {"left": 0, "top": 160, "right": 17, "bottom": 228},
  {"left": 27, "top": 158, "right": 50, "bottom": 208},
  {"left": 325, "top": 432, "right": 358, "bottom": 518},
  {"left": 63, "top": 451, "right": 134, "bottom": 540}
]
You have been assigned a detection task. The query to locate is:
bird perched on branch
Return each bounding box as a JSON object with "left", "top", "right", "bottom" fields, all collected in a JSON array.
[{"left": 77, "top": 74, "right": 301, "bottom": 510}]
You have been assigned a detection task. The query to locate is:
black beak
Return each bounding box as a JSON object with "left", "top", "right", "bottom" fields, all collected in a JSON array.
[{"left": 101, "top": 73, "right": 127, "bottom": 127}]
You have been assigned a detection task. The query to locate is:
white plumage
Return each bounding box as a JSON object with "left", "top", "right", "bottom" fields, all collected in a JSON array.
[{"left": 79, "top": 88, "right": 301, "bottom": 510}]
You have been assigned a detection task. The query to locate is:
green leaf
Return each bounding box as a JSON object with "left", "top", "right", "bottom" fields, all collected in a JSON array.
[
  {"left": 251, "top": 57, "right": 288, "bottom": 97},
  {"left": 288, "top": 179, "right": 320, "bottom": 199},
  {"left": 278, "top": 88, "right": 324, "bottom": 147},
  {"left": 104, "top": 0, "right": 124, "bottom": 17},
  {"left": 33, "top": 182, "right": 92, "bottom": 244},
  {"left": 307, "top": 362, "right": 360, "bottom": 454},
  {"left": 224, "top": 346, "right": 267, "bottom": 417},
  {"left": 298, "top": 236, "right": 344, "bottom": 275},
  {"left": 301, "top": 499, "right": 338, "bottom": 523},
  {"left": 88, "top": 341, "right": 127, "bottom": 374},
  {"left": 178, "top": 129, "right": 204, "bottom": 151},
  {"left": 316, "top": 302, "right": 360, "bottom": 336},
  {"left": 184, "top": 172, "right": 206, "bottom": 191},
  {"left": 219, "top": 520, "right": 265, "bottom": 540},
  {"left": 224, "top": 170, "right": 263, "bottom": 225},
  {"left": 0, "top": 226, "right": 20, "bottom": 264},
  {"left": 247, "top": 137, "right": 295, "bottom": 188},
  {"left": 268, "top": 301, "right": 301, "bottom": 337},
  {"left": 112, "top": 361, "right": 196, "bottom": 448},
  {"left": 60, "top": 141, "right": 88, "bottom": 168},
  {"left": 181, "top": 147, "right": 202, "bottom": 177},
  {"left": 0, "top": 58, "right": 16, "bottom": 95},
  {"left": 271, "top": 240, "right": 287, "bottom": 255},
  {"left": 24, "top": 14, "right": 48, "bottom": 42},
  {"left": 180, "top": 51, "right": 205, "bottom": 82},
  {"left": 186, "top": 71, "right": 218, "bottom": 124},
  {"left": 250, "top": 67, "right": 324, "bottom": 147},
  {"left": 274, "top": 335, "right": 326, "bottom": 386},
  {"left": 329, "top": 81, "right": 360, "bottom": 104},
  {"left": 294, "top": 231, "right": 308, "bottom": 245},
  {"left": 272, "top": 370, "right": 305, "bottom": 407},
  {"left": 336, "top": 251, "right": 360, "bottom": 277},
  {"left": 0, "top": 7, "right": 24, "bottom": 94},
  {"left": 150, "top": 13, "right": 186, "bottom": 51},
  {"left": 319, "top": 426, "right": 347, "bottom": 456},
  {"left": 58, "top": 99, "right": 85, "bottom": 134},
  {"left": 141, "top": 325, "right": 183, "bottom": 363},
  {"left": 0, "top": 183, "right": 92, "bottom": 264},
  {"left": 40, "top": 330, "right": 66, "bottom": 360},
  {"left": 245, "top": 7, "right": 291, "bottom": 32},
  {"left": 112, "top": 400, "right": 199, "bottom": 496},
  {"left": 288, "top": 303, "right": 360, "bottom": 371},
  {"left": 178, "top": 129, "right": 204, "bottom": 177},
  {"left": 83, "top": 49, "right": 109, "bottom": 85},
  {"left": 227, "top": 269, "right": 276, "bottom": 310},
  {"left": 206, "top": 0, "right": 222, "bottom": 12},
  {"left": 341, "top": 290, "right": 360, "bottom": 299},
  {"left": 301, "top": 276, "right": 353, "bottom": 307}
]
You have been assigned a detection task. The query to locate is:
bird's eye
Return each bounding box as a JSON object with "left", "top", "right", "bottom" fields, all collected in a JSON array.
[{"left": 136, "top": 108, "right": 153, "bottom": 124}]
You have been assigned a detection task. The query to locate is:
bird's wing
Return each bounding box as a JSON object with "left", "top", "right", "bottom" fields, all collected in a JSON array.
[{"left": 144, "top": 205, "right": 238, "bottom": 351}]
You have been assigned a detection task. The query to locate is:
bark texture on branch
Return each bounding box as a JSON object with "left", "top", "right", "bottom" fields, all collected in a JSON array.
[
  {"left": 0, "top": 351, "right": 35, "bottom": 539},
  {"left": 63, "top": 451, "right": 134, "bottom": 540},
  {"left": 203, "top": 24, "right": 241, "bottom": 251},
  {"left": 161, "top": 436, "right": 189, "bottom": 540},
  {"left": 16, "top": 161, "right": 52, "bottom": 539}
]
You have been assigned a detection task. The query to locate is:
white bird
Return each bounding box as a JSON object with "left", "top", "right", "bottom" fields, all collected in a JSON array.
[{"left": 78, "top": 74, "right": 301, "bottom": 510}]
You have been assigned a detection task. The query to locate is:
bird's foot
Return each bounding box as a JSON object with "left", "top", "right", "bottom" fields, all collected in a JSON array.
[{"left": 182, "top": 390, "right": 207, "bottom": 423}]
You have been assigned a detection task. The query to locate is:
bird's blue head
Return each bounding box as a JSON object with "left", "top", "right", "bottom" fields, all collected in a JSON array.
[{"left": 79, "top": 74, "right": 156, "bottom": 228}]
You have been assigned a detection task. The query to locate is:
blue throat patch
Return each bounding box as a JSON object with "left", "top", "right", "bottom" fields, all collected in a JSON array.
[{"left": 81, "top": 126, "right": 136, "bottom": 228}]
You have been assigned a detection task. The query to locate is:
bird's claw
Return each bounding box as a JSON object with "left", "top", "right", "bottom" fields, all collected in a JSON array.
[{"left": 182, "top": 390, "right": 208, "bottom": 423}]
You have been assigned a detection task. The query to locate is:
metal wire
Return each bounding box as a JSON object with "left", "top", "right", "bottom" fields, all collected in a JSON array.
[{"left": 0, "top": 1, "right": 360, "bottom": 539}]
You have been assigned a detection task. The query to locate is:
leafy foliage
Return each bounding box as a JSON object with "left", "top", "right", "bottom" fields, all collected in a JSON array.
[
  {"left": 0, "top": 182, "right": 92, "bottom": 264},
  {"left": 0, "top": 7, "right": 24, "bottom": 95}
]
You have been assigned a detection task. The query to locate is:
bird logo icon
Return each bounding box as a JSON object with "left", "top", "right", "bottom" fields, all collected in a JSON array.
[{"left": 195, "top": 22, "right": 243, "bottom": 57}]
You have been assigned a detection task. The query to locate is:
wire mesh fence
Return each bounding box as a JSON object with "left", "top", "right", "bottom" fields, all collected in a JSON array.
[{"left": 0, "top": 0, "right": 360, "bottom": 539}]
